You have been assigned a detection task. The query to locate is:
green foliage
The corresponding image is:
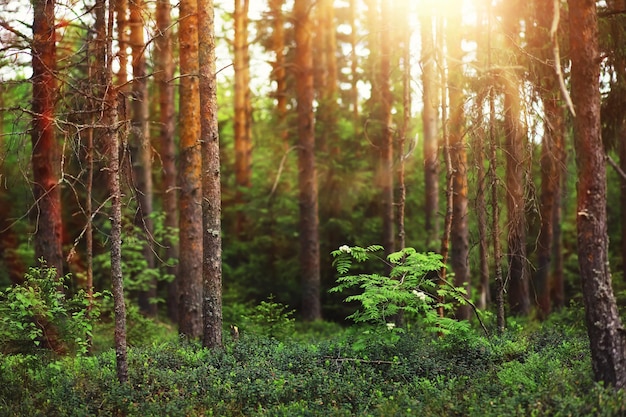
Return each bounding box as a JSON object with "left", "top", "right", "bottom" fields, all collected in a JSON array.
[
  {"left": 1, "top": 309, "right": 624, "bottom": 416},
  {"left": 330, "top": 245, "right": 470, "bottom": 336},
  {"left": 223, "top": 296, "right": 295, "bottom": 340},
  {"left": 0, "top": 263, "right": 105, "bottom": 355},
  {"left": 94, "top": 211, "right": 177, "bottom": 303}
]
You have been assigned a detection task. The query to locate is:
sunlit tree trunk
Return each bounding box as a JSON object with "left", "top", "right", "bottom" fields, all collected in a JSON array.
[
  {"left": 155, "top": 0, "right": 178, "bottom": 322},
  {"left": 396, "top": 0, "right": 411, "bottom": 250},
  {"left": 32, "top": 0, "right": 63, "bottom": 277},
  {"left": 294, "top": 0, "right": 321, "bottom": 321},
  {"left": 529, "top": 0, "right": 563, "bottom": 319},
  {"left": 104, "top": 0, "right": 128, "bottom": 383},
  {"left": 268, "top": 0, "right": 288, "bottom": 148},
  {"left": 420, "top": 5, "right": 439, "bottom": 251},
  {"left": 233, "top": 0, "right": 251, "bottom": 236},
  {"left": 349, "top": 0, "right": 359, "bottom": 123},
  {"left": 178, "top": 0, "right": 203, "bottom": 337},
  {"left": 129, "top": 0, "right": 156, "bottom": 316},
  {"left": 503, "top": 1, "right": 529, "bottom": 315},
  {"left": 199, "top": 0, "right": 223, "bottom": 348},
  {"left": 116, "top": 0, "right": 129, "bottom": 87},
  {"left": 447, "top": 8, "right": 471, "bottom": 320},
  {"left": 379, "top": 0, "right": 394, "bottom": 257},
  {"left": 569, "top": 0, "right": 626, "bottom": 388}
]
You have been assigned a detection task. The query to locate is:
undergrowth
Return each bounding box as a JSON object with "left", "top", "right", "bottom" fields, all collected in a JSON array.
[{"left": 0, "top": 307, "right": 625, "bottom": 416}]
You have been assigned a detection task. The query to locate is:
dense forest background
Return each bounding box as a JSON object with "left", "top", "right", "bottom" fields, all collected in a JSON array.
[{"left": 2, "top": 0, "right": 626, "bottom": 389}]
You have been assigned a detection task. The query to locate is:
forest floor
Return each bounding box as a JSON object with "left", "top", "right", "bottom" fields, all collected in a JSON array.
[{"left": 1, "top": 306, "right": 625, "bottom": 416}]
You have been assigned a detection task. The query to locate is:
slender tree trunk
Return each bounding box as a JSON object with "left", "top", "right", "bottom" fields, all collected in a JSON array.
[
  {"left": 420, "top": 6, "right": 439, "bottom": 251},
  {"left": 233, "top": 0, "right": 251, "bottom": 236},
  {"left": 269, "top": 0, "right": 288, "bottom": 149},
  {"left": 155, "top": 0, "right": 179, "bottom": 322},
  {"left": 437, "top": 14, "right": 451, "bottom": 319},
  {"left": 349, "top": 0, "right": 359, "bottom": 123},
  {"left": 294, "top": 0, "right": 321, "bottom": 321},
  {"left": 199, "top": 0, "right": 223, "bottom": 348},
  {"left": 105, "top": 0, "right": 128, "bottom": 383},
  {"left": 129, "top": 0, "right": 156, "bottom": 316},
  {"left": 397, "top": 1, "right": 411, "bottom": 251},
  {"left": 569, "top": 0, "right": 626, "bottom": 388},
  {"left": 32, "top": 0, "right": 63, "bottom": 277},
  {"left": 488, "top": 1, "right": 505, "bottom": 332},
  {"left": 503, "top": 2, "right": 529, "bottom": 315},
  {"left": 532, "top": 0, "right": 564, "bottom": 319},
  {"left": 178, "top": 0, "right": 203, "bottom": 337},
  {"left": 447, "top": 8, "right": 471, "bottom": 320},
  {"left": 116, "top": 0, "right": 129, "bottom": 87},
  {"left": 379, "top": 0, "right": 394, "bottom": 257}
]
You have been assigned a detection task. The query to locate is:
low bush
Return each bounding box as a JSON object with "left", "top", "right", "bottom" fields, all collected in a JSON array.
[{"left": 1, "top": 307, "right": 625, "bottom": 416}]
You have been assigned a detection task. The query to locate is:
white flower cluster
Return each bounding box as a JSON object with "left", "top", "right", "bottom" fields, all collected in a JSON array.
[
  {"left": 412, "top": 290, "right": 427, "bottom": 301},
  {"left": 386, "top": 322, "right": 396, "bottom": 330},
  {"left": 339, "top": 245, "right": 352, "bottom": 254}
]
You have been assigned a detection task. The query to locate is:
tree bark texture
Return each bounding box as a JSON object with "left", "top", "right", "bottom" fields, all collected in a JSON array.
[
  {"left": 269, "top": 0, "right": 288, "bottom": 148},
  {"left": 199, "top": 0, "right": 223, "bottom": 348},
  {"left": 420, "top": 8, "right": 440, "bottom": 251},
  {"left": 294, "top": 0, "right": 321, "bottom": 321},
  {"left": 155, "top": 0, "right": 179, "bottom": 322},
  {"left": 569, "top": 0, "right": 626, "bottom": 388},
  {"left": 129, "top": 0, "right": 156, "bottom": 316},
  {"left": 502, "top": 3, "right": 530, "bottom": 315},
  {"left": 105, "top": 0, "right": 128, "bottom": 382},
  {"left": 32, "top": 0, "right": 64, "bottom": 276},
  {"left": 447, "top": 8, "right": 471, "bottom": 320},
  {"left": 178, "top": 0, "right": 203, "bottom": 337},
  {"left": 234, "top": 0, "right": 251, "bottom": 236}
]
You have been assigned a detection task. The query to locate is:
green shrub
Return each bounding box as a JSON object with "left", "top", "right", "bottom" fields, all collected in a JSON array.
[{"left": 0, "top": 264, "right": 103, "bottom": 355}]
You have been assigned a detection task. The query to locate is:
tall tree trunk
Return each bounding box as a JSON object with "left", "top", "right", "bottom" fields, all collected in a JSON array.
[
  {"left": 129, "top": 0, "right": 156, "bottom": 316},
  {"left": 269, "top": 0, "right": 288, "bottom": 149},
  {"left": 503, "top": 2, "right": 530, "bottom": 315},
  {"left": 294, "top": 0, "right": 321, "bottom": 321},
  {"left": 349, "top": 0, "right": 359, "bottom": 123},
  {"left": 473, "top": 2, "right": 490, "bottom": 310},
  {"left": 178, "top": 0, "right": 203, "bottom": 337},
  {"left": 199, "top": 0, "right": 223, "bottom": 348},
  {"left": 379, "top": 0, "right": 394, "bottom": 257},
  {"left": 233, "top": 0, "right": 251, "bottom": 236},
  {"left": 397, "top": 0, "right": 411, "bottom": 251},
  {"left": 532, "top": 0, "right": 564, "bottom": 319},
  {"left": 32, "top": 0, "right": 63, "bottom": 277},
  {"left": 420, "top": 6, "right": 439, "bottom": 251},
  {"left": 447, "top": 8, "right": 471, "bottom": 320},
  {"left": 487, "top": 1, "right": 505, "bottom": 331},
  {"left": 155, "top": 0, "right": 179, "bottom": 322},
  {"left": 569, "top": 0, "right": 626, "bottom": 388},
  {"left": 116, "top": 0, "right": 129, "bottom": 86},
  {"left": 105, "top": 0, "right": 128, "bottom": 383}
]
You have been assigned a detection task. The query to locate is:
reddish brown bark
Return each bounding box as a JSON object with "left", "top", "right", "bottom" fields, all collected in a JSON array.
[
  {"left": 199, "top": 0, "right": 223, "bottom": 348},
  {"left": 447, "top": 8, "right": 471, "bottom": 320},
  {"left": 233, "top": 0, "right": 251, "bottom": 236},
  {"left": 294, "top": 0, "right": 321, "bottom": 321},
  {"left": 503, "top": 2, "right": 529, "bottom": 315},
  {"left": 420, "top": 7, "right": 439, "bottom": 251},
  {"left": 129, "top": 0, "right": 156, "bottom": 316},
  {"left": 268, "top": 0, "right": 288, "bottom": 149},
  {"left": 178, "top": 0, "right": 203, "bottom": 337},
  {"left": 155, "top": 0, "right": 178, "bottom": 322},
  {"left": 569, "top": 0, "right": 626, "bottom": 388},
  {"left": 379, "top": 0, "right": 394, "bottom": 257},
  {"left": 32, "top": 0, "right": 63, "bottom": 277}
]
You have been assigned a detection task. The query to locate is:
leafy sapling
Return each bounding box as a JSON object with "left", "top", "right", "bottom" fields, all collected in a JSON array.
[{"left": 330, "top": 245, "right": 470, "bottom": 335}]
